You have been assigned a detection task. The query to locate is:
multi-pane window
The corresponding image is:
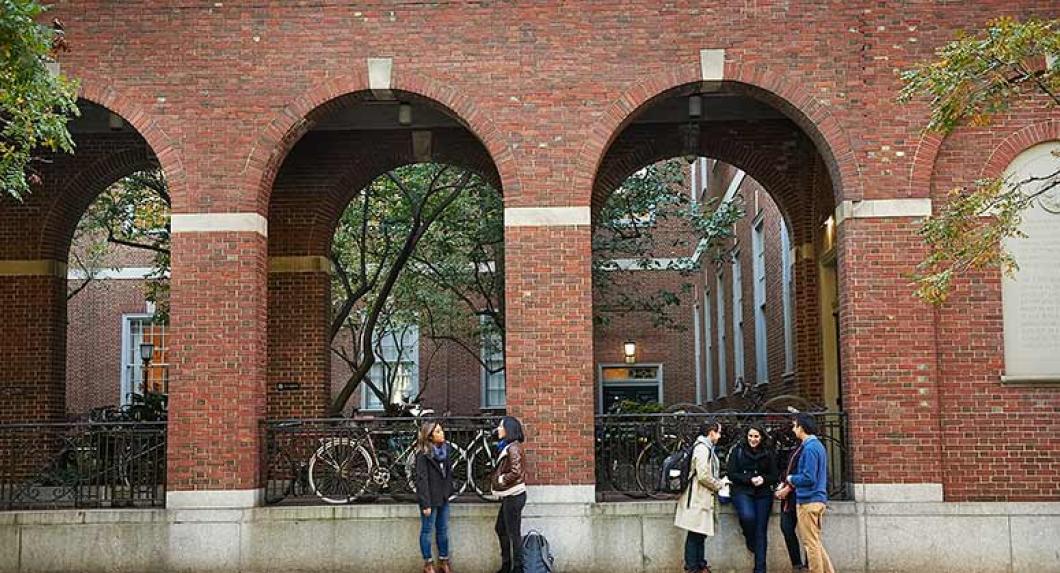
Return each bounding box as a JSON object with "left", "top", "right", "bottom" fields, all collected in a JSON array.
[
  {"left": 780, "top": 218, "right": 795, "bottom": 374},
  {"left": 752, "top": 218, "right": 769, "bottom": 384},
  {"left": 121, "top": 315, "right": 169, "bottom": 404},
  {"left": 732, "top": 250, "right": 745, "bottom": 388},
  {"left": 363, "top": 325, "right": 419, "bottom": 411},
  {"left": 481, "top": 316, "right": 506, "bottom": 409},
  {"left": 600, "top": 365, "right": 662, "bottom": 410}
]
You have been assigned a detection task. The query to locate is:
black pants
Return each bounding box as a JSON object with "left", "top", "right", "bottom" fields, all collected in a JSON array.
[
  {"left": 683, "top": 530, "right": 707, "bottom": 571},
  {"left": 495, "top": 492, "right": 526, "bottom": 572},
  {"left": 780, "top": 503, "right": 805, "bottom": 568}
]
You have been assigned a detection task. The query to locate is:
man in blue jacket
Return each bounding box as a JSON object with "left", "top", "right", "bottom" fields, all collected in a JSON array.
[{"left": 786, "top": 413, "right": 835, "bottom": 573}]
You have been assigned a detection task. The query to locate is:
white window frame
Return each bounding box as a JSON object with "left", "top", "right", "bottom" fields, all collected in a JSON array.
[
  {"left": 362, "top": 325, "right": 420, "bottom": 411},
  {"left": 597, "top": 363, "right": 664, "bottom": 411},
  {"left": 715, "top": 270, "right": 728, "bottom": 397},
  {"left": 752, "top": 215, "right": 769, "bottom": 385},
  {"left": 480, "top": 316, "right": 506, "bottom": 409},
  {"left": 704, "top": 290, "right": 714, "bottom": 402},
  {"left": 120, "top": 313, "right": 152, "bottom": 405},
  {"left": 732, "top": 249, "right": 745, "bottom": 389},
  {"left": 780, "top": 218, "right": 795, "bottom": 375},
  {"left": 693, "top": 302, "right": 702, "bottom": 404}
]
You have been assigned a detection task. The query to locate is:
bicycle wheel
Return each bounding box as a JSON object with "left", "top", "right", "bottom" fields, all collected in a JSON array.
[
  {"left": 446, "top": 443, "right": 469, "bottom": 501},
  {"left": 467, "top": 443, "right": 499, "bottom": 502},
  {"left": 634, "top": 440, "right": 676, "bottom": 498},
  {"left": 308, "top": 440, "right": 373, "bottom": 504},
  {"left": 762, "top": 394, "right": 822, "bottom": 414}
]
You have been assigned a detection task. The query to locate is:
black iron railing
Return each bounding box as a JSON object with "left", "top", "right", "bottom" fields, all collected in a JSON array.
[
  {"left": 0, "top": 421, "right": 167, "bottom": 510},
  {"left": 262, "top": 416, "right": 501, "bottom": 505},
  {"left": 595, "top": 411, "right": 851, "bottom": 500}
]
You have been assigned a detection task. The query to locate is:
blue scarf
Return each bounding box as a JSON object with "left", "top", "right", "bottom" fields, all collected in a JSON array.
[
  {"left": 432, "top": 444, "right": 448, "bottom": 462},
  {"left": 496, "top": 438, "right": 509, "bottom": 455}
]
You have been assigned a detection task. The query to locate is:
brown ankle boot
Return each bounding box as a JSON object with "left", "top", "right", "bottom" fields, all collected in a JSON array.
[
  {"left": 436, "top": 558, "right": 452, "bottom": 573},
  {"left": 422, "top": 561, "right": 436, "bottom": 573}
]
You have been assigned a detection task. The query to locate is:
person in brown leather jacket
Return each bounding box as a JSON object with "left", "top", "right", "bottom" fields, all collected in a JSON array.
[{"left": 491, "top": 416, "right": 527, "bottom": 573}]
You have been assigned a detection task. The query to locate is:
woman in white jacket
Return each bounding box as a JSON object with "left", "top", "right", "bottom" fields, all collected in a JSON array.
[{"left": 674, "top": 421, "right": 728, "bottom": 573}]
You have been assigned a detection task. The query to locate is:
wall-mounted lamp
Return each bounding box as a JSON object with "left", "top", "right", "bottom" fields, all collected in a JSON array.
[
  {"left": 623, "top": 340, "right": 637, "bottom": 364},
  {"left": 108, "top": 112, "right": 125, "bottom": 131},
  {"left": 823, "top": 215, "right": 836, "bottom": 250},
  {"left": 398, "top": 102, "right": 413, "bottom": 126},
  {"left": 139, "top": 342, "right": 154, "bottom": 394},
  {"left": 682, "top": 95, "right": 702, "bottom": 163}
]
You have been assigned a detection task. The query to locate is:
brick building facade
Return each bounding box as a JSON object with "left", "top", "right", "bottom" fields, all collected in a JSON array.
[{"left": 2, "top": 1, "right": 1057, "bottom": 512}]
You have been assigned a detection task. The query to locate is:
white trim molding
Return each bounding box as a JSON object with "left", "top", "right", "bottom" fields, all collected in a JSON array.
[
  {"left": 852, "top": 482, "right": 944, "bottom": 503},
  {"left": 700, "top": 49, "right": 726, "bottom": 81},
  {"left": 268, "top": 255, "right": 333, "bottom": 274},
  {"left": 166, "top": 488, "right": 264, "bottom": 509},
  {"left": 504, "top": 206, "right": 591, "bottom": 227},
  {"left": 526, "top": 484, "right": 595, "bottom": 504},
  {"left": 834, "top": 198, "right": 932, "bottom": 226},
  {"left": 0, "top": 259, "right": 67, "bottom": 277},
  {"left": 171, "top": 213, "right": 268, "bottom": 237},
  {"left": 68, "top": 266, "right": 157, "bottom": 280},
  {"left": 368, "top": 57, "right": 394, "bottom": 99}
]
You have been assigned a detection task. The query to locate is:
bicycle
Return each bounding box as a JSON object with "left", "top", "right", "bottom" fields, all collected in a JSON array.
[
  {"left": 461, "top": 426, "right": 500, "bottom": 501},
  {"left": 306, "top": 414, "right": 480, "bottom": 505}
]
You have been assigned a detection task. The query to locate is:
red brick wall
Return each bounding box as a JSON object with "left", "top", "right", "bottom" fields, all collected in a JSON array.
[
  {"left": 0, "top": 1, "right": 1052, "bottom": 497},
  {"left": 65, "top": 279, "right": 150, "bottom": 414},
  {"left": 926, "top": 98, "right": 1060, "bottom": 501}
]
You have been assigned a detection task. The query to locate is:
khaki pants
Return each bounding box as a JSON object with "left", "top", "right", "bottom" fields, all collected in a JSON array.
[{"left": 796, "top": 502, "right": 835, "bottom": 573}]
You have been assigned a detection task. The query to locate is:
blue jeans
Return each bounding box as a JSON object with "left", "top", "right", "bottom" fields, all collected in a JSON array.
[
  {"left": 419, "top": 503, "right": 450, "bottom": 561},
  {"left": 733, "top": 492, "right": 773, "bottom": 573},
  {"left": 683, "top": 530, "right": 707, "bottom": 571}
]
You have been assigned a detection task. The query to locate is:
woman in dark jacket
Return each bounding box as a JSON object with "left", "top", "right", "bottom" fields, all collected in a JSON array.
[
  {"left": 415, "top": 421, "right": 456, "bottom": 573},
  {"left": 727, "top": 425, "right": 779, "bottom": 573},
  {"left": 491, "top": 416, "right": 527, "bottom": 573}
]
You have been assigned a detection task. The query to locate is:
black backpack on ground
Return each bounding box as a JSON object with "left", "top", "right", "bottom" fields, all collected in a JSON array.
[{"left": 521, "top": 529, "right": 555, "bottom": 573}]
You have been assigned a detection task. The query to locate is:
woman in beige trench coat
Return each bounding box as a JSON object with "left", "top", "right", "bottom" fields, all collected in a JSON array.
[{"left": 675, "top": 421, "right": 728, "bottom": 573}]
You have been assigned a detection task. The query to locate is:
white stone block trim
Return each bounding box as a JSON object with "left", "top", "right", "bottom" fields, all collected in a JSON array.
[
  {"left": 368, "top": 57, "right": 394, "bottom": 99},
  {"left": 1001, "top": 374, "right": 1060, "bottom": 385},
  {"left": 852, "top": 482, "right": 944, "bottom": 502},
  {"left": 526, "top": 484, "right": 596, "bottom": 504},
  {"left": 171, "top": 213, "right": 268, "bottom": 236},
  {"left": 835, "top": 198, "right": 932, "bottom": 226},
  {"left": 0, "top": 259, "right": 67, "bottom": 277},
  {"left": 700, "top": 49, "right": 726, "bottom": 81},
  {"left": 166, "top": 488, "right": 264, "bottom": 509},
  {"left": 504, "top": 206, "right": 591, "bottom": 227},
  {"left": 268, "top": 255, "right": 333, "bottom": 274},
  {"left": 68, "top": 266, "right": 158, "bottom": 280}
]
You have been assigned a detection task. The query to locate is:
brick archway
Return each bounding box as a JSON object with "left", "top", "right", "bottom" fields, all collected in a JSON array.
[
  {"left": 591, "top": 122, "right": 807, "bottom": 229},
  {"left": 0, "top": 85, "right": 177, "bottom": 423},
  {"left": 246, "top": 69, "right": 518, "bottom": 215},
  {"left": 75, "top": 73, "right": 186, "bottom": 203},
  {"left": 579, "top": 64, "right": 861, "bottom": 205},
  {"left": 39, "top": 145, "right": 158, "bottom": 261},
  {"left": 981, "top": 120, "right": 1060, "bottom": 179},
  {"left": 267, "top": 127, "right": 505, "bottom": 419},
  {"left": 270, "top": 128, "right": 502, "bottom": 257}
]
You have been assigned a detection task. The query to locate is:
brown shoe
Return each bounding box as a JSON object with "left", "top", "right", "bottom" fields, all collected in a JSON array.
[
  {"left": 699, "top": 567, "right": 713, "bottom": 573},
  {"left": 436, "top": 559, "right": 452, "bottom": 573},
  {"left": 422, "top": 561, "right": 436, "bottom": 573}
]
